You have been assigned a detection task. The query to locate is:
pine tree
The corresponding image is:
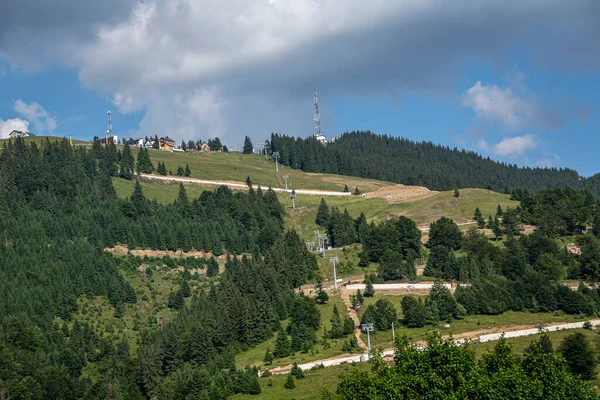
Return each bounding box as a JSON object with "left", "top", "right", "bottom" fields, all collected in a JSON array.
[
  {"left": 136, "top": 147, "right": 154, "bottom": 174},
  {"left": 180, "top": 280, "right": 191, "bottom": 298},
  {"left": 120, "top": 143, "right": 134, "bottom": 179},
  {"left": 486, "top": 214, "right": 494, "bottom": 229},
  {"left": 184, "top": 164, "right": 191, "bottom": 177},
  {"left": 496, "top": 204, "right": 503, "bottom": 217},
  {"left": 492, "top": 216, "right": 502, "bottom": 241},
  {"left": 364, "top": 279, "right": 375, "bottom": 297},
  {"left": 130, "top": 180, "right": 151, "bottom": 217},
  {"left": 263, "top": 347, "right": 274, "bottom": 365},
  {"left": 207, "top": 257, "right": 219, "bottom": 277},
  {"left": 329, "top": 304, "right": 344, "bottom": 338},
  {"left": 315, "top": 282, "right": 329, "bottom": 304},
  {"left": 315, "top": 198, "right": 330, "bottom": 226},
  {"left": 291, "top": 363, "right": 305, "bottom": 379},
  {"left": 284, "top": 374, "right": 296, "bottom": 389},
  {"left": 176, "top": 183, "right": 188, "bottom": 206},
  {"left": 454, "top": 189, "right": 460, "bottom": 198},
  {"left": 246, "top": 176, "right": 252, "bottom": 188},
  {"left": 474, "top": 207, "right": 485, "bottom": 228},
  {"left": 274, "top": 327, "right": 292, "bottom": 358},
  {"left": 343, "top": 184, "right": 349, "bottom": 192},
  {"left": 243, "top": 136, "right": 254, "bottom": 154},
  {"left": 353, "top": 187, "right": 361, "bottom": 196},
  {"left": 176, "top": 166, "right": 184, "bottom": 176}
]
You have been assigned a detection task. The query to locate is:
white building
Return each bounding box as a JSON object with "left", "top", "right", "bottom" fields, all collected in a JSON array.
[
  {"left": 9, "top": 130, "right": 30, "bottom": 139},
  {"left": 314, "top": 134, "right": 327, "bottom": 144}
]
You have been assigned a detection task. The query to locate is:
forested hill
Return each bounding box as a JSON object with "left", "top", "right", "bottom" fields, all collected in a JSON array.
[
  {"left": 268, "top": 131, "right": 583, "bottom": 192},
  {"left": 0, "top": 138, "right": 318, "bottom": 399}
]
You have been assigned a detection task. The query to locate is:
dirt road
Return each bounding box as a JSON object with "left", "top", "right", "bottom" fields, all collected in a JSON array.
[
  {"left": 138, "top": 173, "right": 352, "bottom": 197},
  {"left": 265, "top": 319, "right": 600, "bottom": 375}
]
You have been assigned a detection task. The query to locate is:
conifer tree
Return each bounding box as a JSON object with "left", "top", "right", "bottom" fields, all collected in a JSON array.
[
  {"left": 284, "top": 374, "right": 295, "bottom": 389},
  {"left": 184, "top": 164, "right": 191, "bottom": 177},
  {"left": 243, "top": 136, "right": 254, "bottom": 154},
  {"left": 207, "top": 257, "right": 219, "bottom": 277},
  {"left": 176, "top": 166, "right": 184, "bottom": 176},
  {"left": 343, "top": 184, "right": 349, "bottom": 192},
  {"left": 454, "top": 189, "right": 460, "bottom": 197},
  {"left": 474, "top": 207, "right": 485, "bottom": 228},
  {"left": 130, "top": 180, "right": 151, "bottom": 217},
  {"left": 180, "top": 280, "right": 191, "bottom": 298},
  {"left": 496, "top": 204, "right": 503, "bottom": 217},
  {"left": 274, "top": 327, "right": 292, "bottom": 358},
  {"left": 291, "top": 363, "right": 305, "bottom": 379},
  {"left": 315, "top": 198, "right": 330, "bottom": 226},
  {"left": 263, "top": 347, "right": 274, "bottom": 365},
  {"left": 120, "top": 143, "right": 135, "bottom": 179},
  {"left": 364, "top": 279, "right": 375, "bottom": 297}
]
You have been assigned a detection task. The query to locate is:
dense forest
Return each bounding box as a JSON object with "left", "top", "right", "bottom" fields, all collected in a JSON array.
[
  {"left": 2, "top": 138, "right": 599, "bottom": 398},
  {"left": 267, "top": 131, "right": 600, "bottom": 193},
  {"left": 0, "top": 138, "right": 317, "bottom": 399}
]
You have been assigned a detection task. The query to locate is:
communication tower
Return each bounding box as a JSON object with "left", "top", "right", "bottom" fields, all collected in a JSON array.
[{"left": 313, "top": 88, "right": 327, "bottom": 144}]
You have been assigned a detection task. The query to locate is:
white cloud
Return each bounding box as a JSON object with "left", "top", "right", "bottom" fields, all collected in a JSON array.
[
  {"left": 1, "top": 1, "right": 599, "bottom": 143},
  {"left": 0, "top": 118, "right": 29, "bottom": 138},
  {"left": 491, "top": 134, "right": 538, "bottom": 157},
  {"left": 461, "top": 81, "right": 559, "bottom": 131},
  {"left": 13, "top": 100, "right": 57, "bottom": 133}
]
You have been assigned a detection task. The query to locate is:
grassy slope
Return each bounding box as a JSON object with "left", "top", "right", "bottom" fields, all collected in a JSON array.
[
  {"left": 132, "top": 149, "right": 392, "bottom": 192},
  {"left": 113, "top": 178, "right": 517, "bottom": 242},
  {"left": 0, "top": 135, "right": 88, "bottom": 146},
  {"left": 235, "top": 293, "right": 356, "bottom": 370},
  {"left": 231, "top": 362, "right": 370, "bottom": 400},
  {"left": 73, "top": 258, "right": 208, "bottom": 380}
]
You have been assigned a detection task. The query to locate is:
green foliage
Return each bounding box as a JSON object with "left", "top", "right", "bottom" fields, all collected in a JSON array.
[
  {"left": 274, "top": 327, "right": 292, "bottom": 359},
  {"left": 363, "top": 280, "right": 375, "bottom": 297},
  {"left": 331, "top": 335, "right": 598, "bottom": 399},
  {"left": 520, "top": 188, "right": 597, "bottom": 236},
  {"left": 559, "top": 332, "right": 598, "bottom": 380},
  {"left": 136, "top": 146, "right": 155, "bottom": 173},
  {"left": 263, "top": 347, "right": 274, "bottom": 365},
  {"left": 284, "top": 374, "right": 296, "bottom": 389},
  {"left": 0, "top": 138, "right": 300, "bottom": 399},
  {"left": 474, "top": 207, "right": 485, "bottom": 228},
  {"left": 291, "top": 363, "right": 305, "bottom": 379},
  {"left": 269, "top": 131, "right": 584, "bottom": 192},
  {"left": 243, "top": 136, "right": 254, "bottom": 154},
  {"left": 427, "top": 217, "right": 463, "bottom": 250},
  {"left": 359, "top": 299, "right": 397, "bottom": 331},
  {"left": 454, "top": 188, "right": 460, "bottom": 198},
  {"left": 315, "top": 198, "right": 330, "bottom": 226}
]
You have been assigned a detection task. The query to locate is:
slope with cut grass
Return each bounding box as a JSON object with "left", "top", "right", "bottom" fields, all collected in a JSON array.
[
  {"left": 131, "top": 149, "right": 393, "bottom": 192},
  {"left": 0, "top": 135, "right": 88, "bottom": 146}
]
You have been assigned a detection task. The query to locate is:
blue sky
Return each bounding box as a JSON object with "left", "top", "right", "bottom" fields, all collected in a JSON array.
[{"left": 1, "top": 1, "right": 599, "bottom": 176}]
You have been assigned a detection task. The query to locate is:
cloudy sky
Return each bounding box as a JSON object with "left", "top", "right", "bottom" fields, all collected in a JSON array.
[{"left": 0, "top": 0, "right": 598, "bottom": 174}]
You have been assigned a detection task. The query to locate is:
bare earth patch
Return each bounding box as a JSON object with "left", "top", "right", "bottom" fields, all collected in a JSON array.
[
  {"left": 365, "top": 184, "right": 438, "bottom": 204},
  {"left": 105, "top": 245, "right": 247, "bottom": 273}
]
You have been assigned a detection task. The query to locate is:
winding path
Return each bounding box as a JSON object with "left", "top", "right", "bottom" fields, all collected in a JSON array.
[
  {"left": 138, "top": 173, "right": 352, "bottom": 197},
  {"left": 264, "top": 319, "right": 600, "bottom": 376}
]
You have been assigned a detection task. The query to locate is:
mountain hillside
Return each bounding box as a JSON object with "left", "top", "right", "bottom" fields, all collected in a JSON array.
[{"left": 268, "top": 131, "right": 585, "bottom": 193}]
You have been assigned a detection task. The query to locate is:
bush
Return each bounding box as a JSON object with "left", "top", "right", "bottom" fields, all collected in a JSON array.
[
  {"left": 583, "top": 321, "right": 593, "bottom": 330},
  {"left": 262, "top": 370, "right": 272, "bottom": 377}
]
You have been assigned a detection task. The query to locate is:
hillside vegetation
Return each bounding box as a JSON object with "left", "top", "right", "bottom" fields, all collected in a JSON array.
[
  {"left": 268, "top": 131, "right": 589, "bottom": 193},
  {"left": 0, "top": 135, "right": 88, "bottom": 146},
  {"left": 130, "top": 149, "right": 392, "bottom": 192}
]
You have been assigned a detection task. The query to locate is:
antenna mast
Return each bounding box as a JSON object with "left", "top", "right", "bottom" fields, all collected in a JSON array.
[
  {"left": 107, "top": 111, "right": 113, "bottom": 137},
  {"left": 313, "top": 88, "right": 321, "bottom": 137}
]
